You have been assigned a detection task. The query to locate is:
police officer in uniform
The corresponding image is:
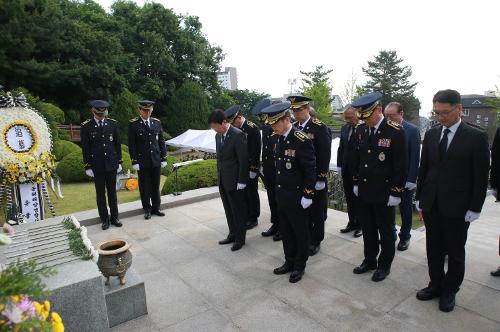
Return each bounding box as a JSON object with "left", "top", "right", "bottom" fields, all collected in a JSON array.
[
  {"left": 225, "top": 105, "right": 262, "bottom": 229},
  {"left": 128, "top": 100, "right": 167, "bottom": 219},
  {"left": 288, "top": 95, "right": 332, "bottom": 256},
  {"left": 81, "top": 100, "right": 123, "bottom": 230},
  {"left": 262, "top": 101, "right": 316, "bottom": 283},
  {"left": 251, "top": 98, "right": 282, "bottom": 241},
  {"left": 351, "top": 92, "right": 407, "bottom": 282}
]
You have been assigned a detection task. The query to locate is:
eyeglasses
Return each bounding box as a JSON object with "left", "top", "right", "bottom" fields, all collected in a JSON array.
[{"left": 433, "top": 106, "right": 457, "bottom": 117}]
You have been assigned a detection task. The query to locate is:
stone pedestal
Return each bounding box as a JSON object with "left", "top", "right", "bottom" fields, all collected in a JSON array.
[{"left": 104, "top": 267, "right": 148, "bottom": 328}]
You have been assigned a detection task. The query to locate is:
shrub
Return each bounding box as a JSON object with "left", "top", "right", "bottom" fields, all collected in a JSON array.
[
  {"left": 161, "top": 159, "right": 217, "bottom": 195},
  {"left": 161, "top": 155, "right": 181, "bottom": 177},
  {"left": 52, "top": 140, "right": 81, "bottom": 161},
  {"left": 56, "top": 151, "right": 88, "bottom": 183},
  {"left": 121, "top": 150, "right": 132, "bottom": 174}
]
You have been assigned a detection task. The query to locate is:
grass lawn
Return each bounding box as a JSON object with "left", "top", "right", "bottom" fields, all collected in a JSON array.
[{"left": 0, "top": 176, "right": 166, "bottom": 224}]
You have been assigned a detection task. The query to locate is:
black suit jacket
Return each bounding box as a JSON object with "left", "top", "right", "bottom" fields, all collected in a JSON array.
[
  {"left": 215, "top": 125, "right": 249, "bottom": 191},
  {"left": 128, "top": 117, "right": 167, "bottom": 168},
  {"left": 337, "top": 123, "right": 357, "bottom": 174},
  {"left": 490, "top": 128, "right": 500, "bottom": 190},
  {"left": 416, "top": 122, "right": 490, "bottom": 218},
  {"left": 81, "top": 118, "right": 122, "bottom": 172},
  {"left": 240, "top": 120, "right": 261, "bottom": 172}
]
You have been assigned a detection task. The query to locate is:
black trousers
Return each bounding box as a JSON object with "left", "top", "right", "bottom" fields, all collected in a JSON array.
[
  {"left": 423, "top": 204, "right": 470, "bottom": 293},
  {"left": 138, "top": 166, "right": 161, "bottom": 212},
  {"left": 219, "top": 185, "right": 247, "bottom": 243},
  {"left": 309, "top": 186, "right": 328, "bottom": 246},
  {"left": 246, "top": 175, "right": 260, "bottom": 223},
  {"left": 261, "top": 174, "right": 278, "bottom": 225},
  {"left": 359, "top": 200, "right": 396, "bottom": 270},
  {"left": 277, "top": 189, "right": 310, "bottom": 271},
  {"left": 94, "top": 170, "right": 118, "bottom": 220},
  {"left": 342, "top": 172, "right": 360, "bottom": 229}
]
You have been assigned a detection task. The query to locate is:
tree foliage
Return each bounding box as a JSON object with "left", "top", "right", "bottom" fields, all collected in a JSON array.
[
  {"left": 300, "top": 65, "right": 333, "bottom": 88},
  {"left": 360, "top": 50, "right": 421, "bottom": 122},
  {"left": 303, "top": 81, "right": 335, "bottom": 126},
  {"left": 226, "top": 89, "right": 269, "bottom": 122}
]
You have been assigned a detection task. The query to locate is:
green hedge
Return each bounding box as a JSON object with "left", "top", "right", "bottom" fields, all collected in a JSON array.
[
  {"left": 53, "top": 140, "right": 81, "bottom": 161},
  {"left": 161, "top": 155, "right": 181, "bottom": 177},
  {"left": 56, "top": 151, "right": 88, "bottom": 182},
  {"left": 161, "top": 159, "right": 217, "bottom": 195},
  {"left": 121, "top": 150, "right": 132, "bottom": 174}
]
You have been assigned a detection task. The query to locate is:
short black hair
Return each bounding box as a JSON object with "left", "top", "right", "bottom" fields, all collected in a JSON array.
[
  {"left": 433, "top": 89, "right": 461, "bottom": 105},
  {"left": 208, "top": 109, "right": 227, "bottom": 124}
]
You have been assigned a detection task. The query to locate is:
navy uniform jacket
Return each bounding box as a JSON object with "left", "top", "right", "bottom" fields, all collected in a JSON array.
[
  {"left": 295, "top": 118, "right": 332, "bottom": 182},
  {"left": 240, "top": 120, "right": 261, "bottom": 173},
  {"left": 401, "top": 120, "right": 421, "bottom": 184},
  {"left": 128, "top": 117, "right": 167, "bottom": 168},
  {"left": 352, "top": 118, "right": 407, "bottom": 204},
  {"left": 261, "top": 124, "right": 277, "bottom": 179},
  {"left": 337, "top": 123, "right": 358, "bottom": 173},
  {"left": 81, "top": 118, "right": 122, "bottom": 172},
  {"left": 416, "top": 122, "right": 490, "bottom": 218},
  {"left": 490, "top": 128, "right": 500, "bottom": 190},
  {"left": 275, "top": 127, "right": 316, "bottom": 200}
]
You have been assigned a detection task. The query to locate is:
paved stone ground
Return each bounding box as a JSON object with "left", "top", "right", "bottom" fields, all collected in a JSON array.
[{"left": 87, "top": 194, "right": 500, "bottom": 332}]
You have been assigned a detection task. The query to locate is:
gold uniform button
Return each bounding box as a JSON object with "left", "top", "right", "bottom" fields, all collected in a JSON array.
[
  {"left": 104, "top": 153, "right": 107, "bottom": 156},
  {"left": 364, "top": 164, "right": 368, "bottom": 168},
  {"left": 368, "top": 149, "right": 371, "bottom": 153},
  {"left": 278, "top": 185, "right": 281, "bottom": 188},
  {"left": 278, "top": 171, "right": 281, "bottom": 174}
]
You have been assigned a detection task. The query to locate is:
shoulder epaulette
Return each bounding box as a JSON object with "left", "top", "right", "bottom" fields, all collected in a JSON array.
[
  {"left": 81, "top": 119, "right": 91, "bottom": 126},
  {"left": 387, "top": 120, "right": 402, "bottom": 130},
  {"left": 294, "top": 130, "right": 307, "bottom": 142},
  {"left": 151, "top": 117, "right": 160, "bottom": 121},
  {"left": 312, "top": 118, "right": 324, "bottom": 126},
  {"left": 130, "top": 117, "right": 138, "bottom": 122},
  {"left": 270, "top": 132, "right": 276, "bottom": 136},
  {"left": 355, "top": 122, "right": 366, "bottom": 128},
  {"left": 247, "top": 120, "right": 256, "bottom": 128},
  {"left": 107, "top": 118, "right": 116, "bottom": 122}
]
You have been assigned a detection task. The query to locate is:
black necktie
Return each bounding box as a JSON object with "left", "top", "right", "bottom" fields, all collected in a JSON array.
[
  {"left": 144, "top": 121, "right": 149, "bottom": 128},
  {"left": 220, "top": 135, "right": 226, "bottom": 149},
  {"left": 298, "top": 125, "right": 303, "bottom": 131},
  {"left": 98, "top": 120, "right": 103, "bottom": 127},
  {"left": 439, "top": 128, "right": 450, "bottom": 160},
  {"left": 348, "top": 126, "right": 355, "bottom": 142},
  {"left": 368, "top": 127, "right": 375, "bottom": 144}
]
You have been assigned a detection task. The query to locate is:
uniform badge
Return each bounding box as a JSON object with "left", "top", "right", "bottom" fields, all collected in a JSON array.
[
  {"left": 109, "top": 134, "right": 113, "bottom": 141},
  {"left": 307, "top": 133, "right": 315, "bottom": 140},
  {"left": 377, "top": 138, "right": 391, "bottom": 147},
  {"left": 379, "top": 152, "right": 386, "bottom": 161},
  {"left": 285, "top": 162, "right": 292, "bottom": 169},
  {"left": 284, "top": 149, "right": 296, "bottom": 157}
]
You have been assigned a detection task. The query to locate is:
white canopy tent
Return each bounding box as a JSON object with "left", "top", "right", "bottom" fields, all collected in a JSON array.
[{"left": 167, "top": 129, "right": 341, "bottom": 169}]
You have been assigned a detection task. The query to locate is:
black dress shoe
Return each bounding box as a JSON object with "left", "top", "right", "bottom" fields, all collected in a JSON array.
[
  {"left": 231, "top": 242, "right": 244, "bottom": 251},
  {"left": 144, "top": 211, "right": 151, "bottom": 220},
  {"left": 101, "top": 218, "right": 110, "bottom": 230},
  {"left": 491, "top": 267, "right": 500, "bottom": 277},
  {"left": 397, "top": 239, "right": 410, "bottom": 251},
  {"left": 289, "top": 270, "right": 305, "bottom": 283},
  {"left": 273, "top": 263, "right": 293, "bottom": 275},
  {"left": 371, "top": 269, "right": 390, "bottom": 282},
  {"left": 309, "top": 244, "right": 320, "bottom": 256},
  {"left": 353, "top": 262, "right": 377, "bottom": 274},
  {"left": 416, "top": 286, "right": 441, "bottom": 301},
  {"left": 218, "top": 237, "right": 235, "bottom": 245},
  {"left": 110, "top": 217, "right": 122, "bottom": 227},
  {"left": 353, "top": 229, "right": 363, "bottom": 238},
  {"left": 246, "top": 220, "right": 258, "bottom": 230},
  {"left": 152, "top": 210, "right": 165, "bottom": 217},
  {"left": 261, "top": 225, "right": 278, "bottom": 237},
  {"left": 340, "top": 223, "right": 355, "bottom": 233},
  {"left": 272, "top": 231, "right": 282, "bottom": 242},
  {"left": 439, "top": 292, "right": 456, "bottom": 312}
]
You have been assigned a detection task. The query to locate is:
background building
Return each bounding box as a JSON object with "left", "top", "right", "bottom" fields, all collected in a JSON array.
[{"left": 217, "top": 67, "right": 238, "bottom": 90}]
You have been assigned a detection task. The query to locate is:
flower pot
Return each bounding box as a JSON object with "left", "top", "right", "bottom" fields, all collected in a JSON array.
[{"left": 96, "top": 239, "right": 132, "bottom": 285}]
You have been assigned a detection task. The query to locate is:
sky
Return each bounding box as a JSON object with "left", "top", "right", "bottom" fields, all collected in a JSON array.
[{"left": 97, "top": 0, "right": 500, "bottom": 116}]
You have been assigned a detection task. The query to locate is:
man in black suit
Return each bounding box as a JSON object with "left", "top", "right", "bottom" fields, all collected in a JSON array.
[
  {"left": 289, "top": 95, "right": 332, "bottom": 256},
  {"left": 128, "top": 100, "right": 167, "bottom": 219},
  {"left": 261, "top": 101, "right": 316, "bottom": 283},
  {"left": 351, "top": 92, "right": 407, "bottom": 282},
  {"left": 337, "top": 105, "right": 362, "bottom": 238},
  {"left": 490, "top": 127, "right": 500, "bottom": 277},
  {"left": 415, "top": 89, "right": 490, "bottom": 312},
  {"left": 209, "top": 109, "right": 249, "bottom": 251},
  {"left": 81, "top": 100, "right": 123, "bottom": 230},
  {"left": 224, "top": 105, "right": 262, "bottom": 230}
]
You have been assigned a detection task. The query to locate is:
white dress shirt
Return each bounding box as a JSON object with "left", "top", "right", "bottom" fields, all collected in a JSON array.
[{"left": 440, "top": 119, "right": 461, "bottom": 149}]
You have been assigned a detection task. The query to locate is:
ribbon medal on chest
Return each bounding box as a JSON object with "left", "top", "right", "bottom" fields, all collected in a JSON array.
[{"left": 377, "top": 138, "right": 391, "bottom": 147}]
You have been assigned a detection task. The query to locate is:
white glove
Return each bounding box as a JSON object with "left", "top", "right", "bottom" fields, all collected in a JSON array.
[
  {"left": 161, "top": 161, "right": 167, "bottom": 168},
  {"left": 464, "top": 210, "right": 480, "bottom": 223},
  {"left": 387, "top": 195, "right": 401, "bottom": 206},
  {"left": 315, "top": 181, "right": 326, "bottom": 191},
  {"left": 117, "top": 164, "right": 122, "bottom": 173},
  {"left": 259, "top": 166, "right": 264, "bottom": 176},
  {"left": 337, "top": 167, "right": 342, "bottom": 176},
  {"left": 353, "top": 185, "right": 358, "bottom": 197},
  {"left": 415, "top": 200, "right": 422, "bottom": 212},
  {"left": 132, "top": 164, "right": 140, "bottom": 171},
  {"left": 237, "top": 183, "right": 247, "bottom": 190},
  {"left": 249, "top": 171, "right": 257, "bottom": 179},
  {"left": 405, "top": 182, "right": 417, "bottom": 191},
  {"left": 301, "top": 197, "right": 313, "bottom": 209},
  {"left": 85, "top": 169, "right": 94, "bottom": 177}
]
